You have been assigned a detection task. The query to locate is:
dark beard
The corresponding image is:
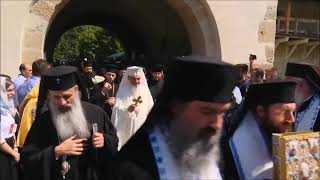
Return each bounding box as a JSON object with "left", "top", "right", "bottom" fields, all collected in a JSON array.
[{"left": 160, "top": 121, "right": 221, "bottom": 176}]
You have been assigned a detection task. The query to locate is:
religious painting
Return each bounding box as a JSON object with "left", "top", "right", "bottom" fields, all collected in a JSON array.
[{"left": 273, "top": 132, "right": 320, "bottom": 180}]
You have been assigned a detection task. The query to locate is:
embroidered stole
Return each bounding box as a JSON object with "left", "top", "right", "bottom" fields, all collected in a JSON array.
[
  {"left": 295, "top": 95, "right": 320, "bottom": 131},
  {"left": 229, "top": 112, "right": 273, "bottom": 180}
]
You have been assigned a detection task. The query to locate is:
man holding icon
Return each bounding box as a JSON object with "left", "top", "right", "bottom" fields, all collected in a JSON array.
[{"left": 21, "top": 66, "right": 118, "bottom": 180}]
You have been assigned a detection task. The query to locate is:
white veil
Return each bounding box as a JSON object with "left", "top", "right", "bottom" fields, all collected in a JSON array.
[{"left": 111, "top": 66, "right": 154, "bottom": 148}]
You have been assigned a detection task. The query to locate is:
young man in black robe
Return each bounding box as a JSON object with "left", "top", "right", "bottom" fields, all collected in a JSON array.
[
  {"left": 285, "top": 62, "right": 320, "bottom": 132},
  {"left": 90, "top": 65, "right": 119, "bottom": 118},
  {"left": 79, "top": 60, "right": 98, "bottom": 101},
  {"left": 148, "top": 64, "right": 165, "bottom": 101},
  {"left": 221, "top": 81, "right": 296, "bottom": 179},
  {"left": 21, "top": 66, "right": 118, "bottom": 180},
  {"left": 109, "top": 55, "right": 239, "bottom": 179}
]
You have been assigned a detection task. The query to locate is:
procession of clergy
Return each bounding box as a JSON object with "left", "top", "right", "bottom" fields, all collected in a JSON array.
[{"left": 0, "top": 55, "right": 319, "bottom": 180}]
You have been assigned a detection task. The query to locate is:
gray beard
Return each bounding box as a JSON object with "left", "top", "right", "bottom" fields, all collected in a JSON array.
[
  {"left": 162, "top": 122, "right": 221, "bottom": 178},
  {"left": 49, "top": 95, "right": 90, "bottom": 141}
]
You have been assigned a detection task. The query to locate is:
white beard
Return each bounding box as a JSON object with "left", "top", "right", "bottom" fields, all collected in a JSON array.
[
  {"left": 49, "top": 95, "right": 90, "bottom": 141},
  {"left": 164, "top": 123, "right": 221, "bottom": 179}
]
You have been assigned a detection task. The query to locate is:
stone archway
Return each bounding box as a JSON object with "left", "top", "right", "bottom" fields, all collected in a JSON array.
[{"left": 20, "top": 0, "right": 221, "bottom": 64}]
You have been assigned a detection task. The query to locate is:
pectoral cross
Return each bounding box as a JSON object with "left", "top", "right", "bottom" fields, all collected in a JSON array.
[
  {"left": 133, "top": 96, "right": 143, "bottom": 106},
  {"left": 56, "top": 77, "right": 61, "bottom": 84},
  {"left": 61, "top": 158, "right": 71, "bottom": 179}
]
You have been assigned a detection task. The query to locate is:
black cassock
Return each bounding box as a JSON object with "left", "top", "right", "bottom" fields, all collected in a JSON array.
[
  {"left": 90, "top": 83, "right": 119, "bottom": 118},
  {"left": 21, "top": 101, "right": 119, "bottom": 180},
  {"left": 148, "top": 79, "right": 164, "bottom": 101},
  {"left": 109, "top": 126, "right": 159, "bottom": 180}
]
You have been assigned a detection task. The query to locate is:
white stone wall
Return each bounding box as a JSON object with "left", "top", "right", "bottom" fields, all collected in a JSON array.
[
  {"left": 1, "top": 0, "right": 279, "bottom": 78},
  {"left": 207, "top": 0, "right": 277, "bottom": 66},
  {"left": 1, "top": 0, "right": 32, "bottom": 78}
]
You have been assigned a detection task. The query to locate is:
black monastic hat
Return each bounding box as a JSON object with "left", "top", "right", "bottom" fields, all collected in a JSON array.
[
  {"left": 35, "top": 65, "right": 88, "bottom": 122},
  {"left": 244, "top": 80, "right": 296, "bottom": 109},
  {"left": 150, "top": 64, "right": 165, "bottom": 72},
  {"left": 105, "top": 64, "right": 119, "bottom": 74},
  {"left": 42, "top": 66, "right": 78, "bottom": 91},
  {"left": 82, "top": 59, "right": 93, "bottom": 67},
  {"left": 164, "top": 55, "right": 239, "bottom": 103},
  {"left": 285, "top": 62, "right": 320, "bottom": 91}
]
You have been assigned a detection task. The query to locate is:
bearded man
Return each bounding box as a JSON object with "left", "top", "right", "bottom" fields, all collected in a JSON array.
[
  {"left": 285, "top": 62, "right": 320, "bottom": 132},
  {"left": 21, "top": 66, "right": 118, "bottom": 180},
  {"left": 222, "top": 81, "right": 297, "bottom": 179},
  {"left": 109, "top": 56, "right": 239, "bottom": 180},
  {"left": 111, "top": 66, "right": 154, "bottom": 149}
]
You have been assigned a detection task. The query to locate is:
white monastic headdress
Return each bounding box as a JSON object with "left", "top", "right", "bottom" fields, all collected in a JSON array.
[
  {"left": 111, "top": 66, "right": 154, "bottom": 146},
  {"left": 126, "top": 66, "right": 144, "bottom": 77}
]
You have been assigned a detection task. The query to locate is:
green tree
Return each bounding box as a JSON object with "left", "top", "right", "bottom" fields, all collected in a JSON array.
[{"left": 53, "top": 25, "right": 124, "bottom": 64}]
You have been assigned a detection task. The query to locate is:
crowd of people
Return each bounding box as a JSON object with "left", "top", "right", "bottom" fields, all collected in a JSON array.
[{"left": 0, "top": 54, "right": 319, "bottom": 180}]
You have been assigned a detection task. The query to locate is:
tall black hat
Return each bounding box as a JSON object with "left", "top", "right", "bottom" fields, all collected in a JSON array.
[
  {"left": 150, "top": 64, "right": 165, "bottom": 72},
  {"left": 105, "top": 64, "right": 119, "bottom": 74},
  {"left": 244, "top": 80, "right": 297, "bottom": 109},
  {"left": 285, "top": 62, "right": 320, "bottom": 91},
  {"left": 144, "top": 55, "right": 239, "bottom": 127},
  {"left": 35, "top": 66, "right": 88, "bottom": 122},
  {"left": 165, "top": 56, "right": 239, "bottom": 103},
  {"left": 82, "top": 59, "right": 93, "bottom": 68}
]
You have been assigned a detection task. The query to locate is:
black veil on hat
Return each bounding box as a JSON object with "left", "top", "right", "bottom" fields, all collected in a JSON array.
[
  {"left": 35, "top": 66, "right": 88, "bottom": 122},
  {"left": 243, "top": 80, "right": 297, "bottom": 110},
  {"left": 164, "top": 55, "right": 239, "bottom": 103},
  {"left": 144, "top": 55, "right": 239, "bottom": 127},
  {"left": 285, "top": 62, "right": 320, "bottom": 91}
]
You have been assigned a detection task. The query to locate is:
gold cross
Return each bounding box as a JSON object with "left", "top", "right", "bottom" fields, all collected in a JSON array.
[{"left": 133, "top": 96, "right": 143, "bottom": 106}]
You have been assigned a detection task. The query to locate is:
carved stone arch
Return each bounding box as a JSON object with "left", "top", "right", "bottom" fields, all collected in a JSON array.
[
  {"left": 21, "top": 0, "right": 221, "bottom": 64},
  {"left": 167, "top": 0, "right": 221, "bottom": 58},
  {"left": 21, "top": 0, "right": 70, "bottom": 63}
]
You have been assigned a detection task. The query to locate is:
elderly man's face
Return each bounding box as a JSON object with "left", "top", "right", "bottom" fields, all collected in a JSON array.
[
  {"left": 48, "top": 86, "right": 78, "bottom": 112},
  {"left": 257, "top": 103, "right": 296, "bottom": 133},
  {"left": 23, "top": 64, "right": 32, "bottom": 78},
  {"left": 285, "top": 76, "right": 310, "bottom": 105},
  {"left": 171, "top": 100, "right": 231, "bottom": 139},
  {"left": 128, "top": 75, "right": 141, "bottom": 87}
]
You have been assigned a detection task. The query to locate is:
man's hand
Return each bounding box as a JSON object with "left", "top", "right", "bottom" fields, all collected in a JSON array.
[
  {"left": 54, "top": 135, "right": 87, "bottom": 159},
  {"left": 92, "top": 133, "right": 104, "bottom": 149},
  {"left": 127, "top": 104, "right": 137, "bottom": 113},
  {"left": 105, "top": 97, "right": 115, "bottom": 106},
  {"left": 13, "top": 151, "right": 20, "bottom": 162}
]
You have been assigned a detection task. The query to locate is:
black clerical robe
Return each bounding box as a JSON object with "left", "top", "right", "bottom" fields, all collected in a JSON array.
[
  {"left": 21, "top": 101, "right": 118, "bottom": 180},
  {"left": 109, "top": 126, "right": 159, "bottom": 180},
  {"left": 148, "top": 79, "right": 164, "bottom": 101},
  {"left": 90, "top": 83, "right": 119, "bottom": 118}
]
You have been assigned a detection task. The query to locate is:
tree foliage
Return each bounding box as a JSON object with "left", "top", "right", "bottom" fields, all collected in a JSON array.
[{"left": 53, "top": 25, "right": 124, "bottom": 64}]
